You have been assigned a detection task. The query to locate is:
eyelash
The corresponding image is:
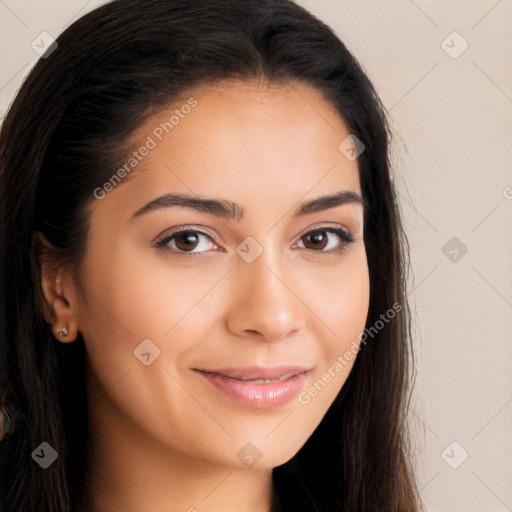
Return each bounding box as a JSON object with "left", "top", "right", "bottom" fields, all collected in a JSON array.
[{"left": 154, "top": 225, "right": 355, "bottom": 258}]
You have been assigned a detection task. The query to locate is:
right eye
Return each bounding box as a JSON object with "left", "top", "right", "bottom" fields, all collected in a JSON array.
[{"left": 154, "top": 228, "right": 220, "bottom": 257}]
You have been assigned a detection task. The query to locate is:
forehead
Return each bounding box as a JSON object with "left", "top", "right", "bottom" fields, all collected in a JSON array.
[
  {"left": 134, "top": 79, "right": 356, "bottom": 175},
  {"left": 89, "top": 79, "right": 362, "bottom": 221}
]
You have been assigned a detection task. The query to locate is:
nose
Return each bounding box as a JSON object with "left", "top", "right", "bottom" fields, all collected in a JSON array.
[{"left": 226, "top": 246, "right": 306, "bottom": 341}]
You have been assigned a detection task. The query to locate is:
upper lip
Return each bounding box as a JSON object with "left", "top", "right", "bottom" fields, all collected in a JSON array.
[{"left": 193, "top": 365, "right": 311, "bottom": 381}]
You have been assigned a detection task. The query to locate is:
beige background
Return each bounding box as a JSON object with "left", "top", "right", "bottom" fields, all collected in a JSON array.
[{"left": 1, "top": 1, "right": 511, "bottom": 510}]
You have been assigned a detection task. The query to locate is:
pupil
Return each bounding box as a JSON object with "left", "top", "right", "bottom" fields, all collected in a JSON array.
[
  {"left": 308, "top": 231, "right": 326, "bottom": 249},
  {"left": 177, "top": 232, "right": 198, "bottom": 251}
]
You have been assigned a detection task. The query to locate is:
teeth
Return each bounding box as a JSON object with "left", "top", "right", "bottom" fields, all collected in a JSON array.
[
  {"left": 238, "top": 372, "right": 295, "bottom": 383},
  {"left": 200, "top": 370, "right": 299, "bottom": 382}
]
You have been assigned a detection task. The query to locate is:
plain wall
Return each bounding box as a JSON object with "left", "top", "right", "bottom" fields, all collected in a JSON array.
[{"left": 1, "top": 1, "right": 511, "bottom": 510}]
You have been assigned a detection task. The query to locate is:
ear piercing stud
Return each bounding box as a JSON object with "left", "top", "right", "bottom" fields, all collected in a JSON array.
[{"left": 56, "top": 326, "right": 69, "bottom": 338}]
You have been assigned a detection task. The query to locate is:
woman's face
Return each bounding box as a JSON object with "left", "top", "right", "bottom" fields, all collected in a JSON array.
[{"left": 73, "top": 79, "right": 370, "bottom": 469}]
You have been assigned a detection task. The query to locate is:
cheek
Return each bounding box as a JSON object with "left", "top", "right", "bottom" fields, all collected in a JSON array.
[
  {"left": 302, "top": 250, "right": 369, "bottom": 396},
  {"left": 78, "top": 233, "right": 191, "bottom": 333},
  {"left": 292, "top": 253, "right": 369, "bottom": 420},
  {"left": 308, "top": 248, "right": 370, "bottom": 345},
  {"left": 332, "top": 269, "right": 370, "bottom": 342},
  {"left": 77, "top": 243, "right": 231, "bottom": 367}
]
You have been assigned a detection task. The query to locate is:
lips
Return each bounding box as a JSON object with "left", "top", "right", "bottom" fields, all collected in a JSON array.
[
  {"left": 192, "top": 365, "right": 310, "bottom": 381},
  {"left": 192, "top": 366, "right": 311, "bottom": 408}
]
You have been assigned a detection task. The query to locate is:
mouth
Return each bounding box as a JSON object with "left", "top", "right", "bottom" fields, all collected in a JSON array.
[
  {"left": 191, "top": 365, "right": 311, "bottom": 408},
  {"left": 192, "top": 365, "right": 311, "bottom": 381}
]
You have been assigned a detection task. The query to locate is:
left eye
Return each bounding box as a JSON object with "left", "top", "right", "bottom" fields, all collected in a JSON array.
[
  {"left": 154, "top": 227, "right": 354, "bottom": 257},
  {"left": 296, "top": 227, "right": 354, "bottom": 252}
]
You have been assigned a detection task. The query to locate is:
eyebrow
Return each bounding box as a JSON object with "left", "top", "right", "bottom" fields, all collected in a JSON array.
[{"left": 131, "top": 190, "right": 367, "bottom": 222}]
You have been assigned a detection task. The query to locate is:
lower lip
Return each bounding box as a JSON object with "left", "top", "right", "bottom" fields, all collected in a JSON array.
[{"left": 194, "top": 370, "right": 309, "bottom": 408}]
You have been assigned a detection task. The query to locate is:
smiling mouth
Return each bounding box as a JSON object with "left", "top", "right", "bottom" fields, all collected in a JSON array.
[
  {"left": 192, "top": 367, "right": 310, "bottom": 408},
  {"left": 192, "top": 364, "right": 311, "bottom": 382},
  {"left": 197, "top": 370, "right": 301, "bottom": 383}
]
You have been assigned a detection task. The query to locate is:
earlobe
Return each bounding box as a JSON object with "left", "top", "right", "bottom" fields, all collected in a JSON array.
[{"left": 50, "top": 289, "right": 79, "bottom": 343}]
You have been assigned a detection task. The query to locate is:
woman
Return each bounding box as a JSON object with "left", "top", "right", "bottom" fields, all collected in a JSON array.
[{"left": 0, "top": 0, "right": 422, "bottom": 510}]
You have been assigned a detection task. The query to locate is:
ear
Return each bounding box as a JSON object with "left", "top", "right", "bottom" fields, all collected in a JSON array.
[{"left": 34, "top": 232, "right": 80, "bottom": 343}]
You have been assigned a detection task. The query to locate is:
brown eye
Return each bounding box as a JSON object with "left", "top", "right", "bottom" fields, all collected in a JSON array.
[
  {"left": 303, "top": 230, "right": 328, "bottom": 250},
  {"left": 155, "top": 229, "right": 217, "bottom": 256},
  {"left": 174, "top": 231, "right": 201, "bottom": 251},
  {"left": 297, "top": 227, "right": 355, "bottom": 254}
]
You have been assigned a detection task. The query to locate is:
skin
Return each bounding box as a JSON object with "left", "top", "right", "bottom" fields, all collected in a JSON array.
[{"left": 41, "top": 79, "right": 370, "bottom": 512}]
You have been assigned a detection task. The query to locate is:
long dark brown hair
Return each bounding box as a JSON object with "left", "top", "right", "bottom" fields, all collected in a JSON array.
[{"left": 0, "top": 0, "right": 423, "bottom": 510}]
